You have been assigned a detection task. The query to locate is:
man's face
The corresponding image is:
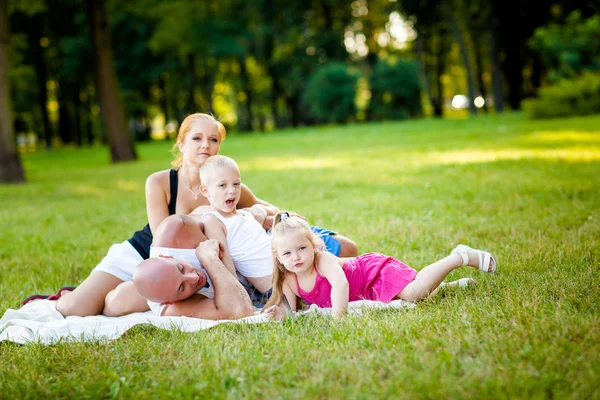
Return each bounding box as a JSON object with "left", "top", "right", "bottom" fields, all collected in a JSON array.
[{"left": 153, "top": 257, "right": 208, "bottom": 304}]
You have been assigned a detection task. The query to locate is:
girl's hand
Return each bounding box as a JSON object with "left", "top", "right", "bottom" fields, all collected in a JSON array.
[{"left": 263, "top": 305, "right": 288, "bottom": 321}]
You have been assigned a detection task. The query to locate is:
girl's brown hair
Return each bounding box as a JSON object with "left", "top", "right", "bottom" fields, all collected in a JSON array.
[
  {"left": 264, "top": 212, "right": 326, "bottom": 310},
  {"left": 171, "top": 113, "right": 226, "bottom": 168}
]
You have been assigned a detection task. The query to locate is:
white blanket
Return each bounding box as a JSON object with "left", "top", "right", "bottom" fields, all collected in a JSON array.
[{"left": 0, "top": 299, "right": 415, "bottom": 345}]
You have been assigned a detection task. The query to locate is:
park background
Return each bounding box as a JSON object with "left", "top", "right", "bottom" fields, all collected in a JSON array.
[{"left": 1, "top": 0, "right": 599, "bottom": 398}]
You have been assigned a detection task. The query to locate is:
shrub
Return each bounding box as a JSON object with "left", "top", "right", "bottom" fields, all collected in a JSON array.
[
  {"left": 529, "top": 11, "right": 600, "bottom": 83},
  {"left": 367, "top": 59, "right": 422, "bottom": 121},
  {"left": 522, "top": 72, "right": 600, "bottom": 119},
  {"left": 304, "top": 63, "right": 361, "bottom": 123}
]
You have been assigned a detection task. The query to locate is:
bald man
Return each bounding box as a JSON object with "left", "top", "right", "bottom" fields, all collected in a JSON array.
[{"left": 106, "top": 214, "right": 255, "bottom": 320}]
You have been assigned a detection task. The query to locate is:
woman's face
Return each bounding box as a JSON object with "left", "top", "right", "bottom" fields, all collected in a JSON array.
[{"left": 179, "top": 119, "right": 221, "bottom": 165}]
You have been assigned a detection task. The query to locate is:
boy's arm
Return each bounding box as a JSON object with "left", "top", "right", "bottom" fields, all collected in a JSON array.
[
  {"left": 202, "top": 215, "right": 236, "bottom": 276},
  {"left": 316, "top": 253, "right": 349, "bottom": 319}
]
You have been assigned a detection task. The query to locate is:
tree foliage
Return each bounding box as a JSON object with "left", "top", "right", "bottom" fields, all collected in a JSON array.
[
  {"left": 368, "top": 59, "right": 422, "bottom": 120},
  {"left": 305, "top": 62, "right": 360, "bottom": 123},
  {"left": 530, "top": 11, "right": 600, "bottom": 83}
]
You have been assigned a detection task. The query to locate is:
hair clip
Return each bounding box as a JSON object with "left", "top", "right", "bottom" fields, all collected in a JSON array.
[{"left": 280, "top": 212, "right": 290, "bottom": 221}]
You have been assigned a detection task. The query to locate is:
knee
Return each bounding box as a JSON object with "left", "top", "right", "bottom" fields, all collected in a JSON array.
[
  {"left": 102, "top": 289, "right": 123, "bottom": 317},
  {"left": 336, "top": 235, "right": 358, "bottom": 258},
  {"left": 56, "top": 293, "right": 103, "bottom": 317}
]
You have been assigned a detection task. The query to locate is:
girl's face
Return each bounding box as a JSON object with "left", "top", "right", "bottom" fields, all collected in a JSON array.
[
  {"left": 179, "top": 119, "right": 221, "bottom": 165},
  {"left": 275, "top": 231, "right": 316, "bottom": 275}
]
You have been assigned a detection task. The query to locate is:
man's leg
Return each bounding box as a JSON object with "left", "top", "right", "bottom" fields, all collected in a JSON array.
[{"left": 103, "top": 281, "right": 150, "bottom": 316}]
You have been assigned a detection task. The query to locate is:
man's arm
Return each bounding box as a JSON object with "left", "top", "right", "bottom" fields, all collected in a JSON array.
[{"left": 162, "top": 240, "right": 254, "bottom": 320}]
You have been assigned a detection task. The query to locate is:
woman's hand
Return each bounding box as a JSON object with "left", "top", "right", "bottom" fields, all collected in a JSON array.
[{"left": 247, "top": 204, "right": 268, "bottom": 227}]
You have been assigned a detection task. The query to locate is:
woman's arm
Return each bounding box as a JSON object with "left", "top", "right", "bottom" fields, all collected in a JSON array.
[
  {"left": 317, "top": 253, "right": 349, "bottom": 319},
  {"left": 145, "top": 171, "right": 171, "bottom": 234},
  {"left": 238, "top": 184, "right": 279, "bottom": 228}
]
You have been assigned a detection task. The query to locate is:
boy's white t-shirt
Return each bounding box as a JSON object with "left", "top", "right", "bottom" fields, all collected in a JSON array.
[{"left": 201, "top": 210, "right": 273, "bottom": 278}]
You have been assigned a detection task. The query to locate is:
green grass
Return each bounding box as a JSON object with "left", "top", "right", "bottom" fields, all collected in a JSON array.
[{"left": 1, "top": 112, "right": 599, "bottom": 398}]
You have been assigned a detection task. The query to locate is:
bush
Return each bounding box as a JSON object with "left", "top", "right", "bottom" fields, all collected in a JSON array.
[
  {"left": 367, "top": 59, "right": 422, "bottom": 121},
  {"left": 304, "top": 63, "right": 361, "bottom": 123},
  {"left": 529, "top": 11, "right": 600, "bottom": 83},
  {"left": 522, "top": 72, "right": 600, "bottom": 119}
]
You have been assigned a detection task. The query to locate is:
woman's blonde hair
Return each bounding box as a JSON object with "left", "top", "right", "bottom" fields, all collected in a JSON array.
[
  {"left": 264, "top": 212, "right": 326, "bottom": 310},
  {"left": 171, "top": 113, "right": 227, "bottom": 168}
]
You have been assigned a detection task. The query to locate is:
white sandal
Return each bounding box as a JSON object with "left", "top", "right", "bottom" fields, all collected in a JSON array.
[{"left": 451, "top": 244, "right": 497, "bottom": 273}]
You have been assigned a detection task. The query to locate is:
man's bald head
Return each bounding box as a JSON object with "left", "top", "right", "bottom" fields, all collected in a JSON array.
[{"left": 133, "top": 257, "right": 207, "bottom": 304}]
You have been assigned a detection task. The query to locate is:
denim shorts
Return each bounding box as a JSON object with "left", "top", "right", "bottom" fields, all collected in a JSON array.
[{"left": 310, "top": 226, "right": 341, "bottom": 256}]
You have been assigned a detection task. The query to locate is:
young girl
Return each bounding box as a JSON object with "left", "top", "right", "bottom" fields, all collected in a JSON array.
[{"left": 263, "top": 212, "right": 497, "bottom": 319}]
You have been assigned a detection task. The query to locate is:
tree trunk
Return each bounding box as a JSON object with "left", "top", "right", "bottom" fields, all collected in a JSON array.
[
  {"left": 58, "top": 80, "right": 74, "bottom": 144},
  {"left": 185, "top": 54, "right": 197, "bottom": 115},
  {"left": 159, "top": 74, "right": 170, "bottom": 124},
  {"left": 87, "top": 0, "right": 136, "bottom": 162},
  {"left": 434, "top": 29, "right": 446, "bottom": 118},
  {"left": 416, "top": 35, "right": 434, "bottom": 116},
  {"left": 0, "top": 0, "right": 25, "bottom": 183},
  {"left": 33, "top": 45, "right": 53, "bottom": 149},
  {"left": 74, "top": 88, "right": 82, "bottom": 147},
  {"left": 473, "top": 34, "right": 488, "bottom": 113},
  {"left": 442, "top": 0, "right": 477, "bottom": 116},
  {"left": 488, "top": 28, "right": 504, "bottom": 113},
  {"left": 237, "top": 57, "right": 254, "bottom": 131}
]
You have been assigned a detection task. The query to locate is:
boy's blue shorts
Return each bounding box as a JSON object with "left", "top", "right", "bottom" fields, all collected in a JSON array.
[{"left": 310, "top": 226, "right": 341, "bottom": 256}]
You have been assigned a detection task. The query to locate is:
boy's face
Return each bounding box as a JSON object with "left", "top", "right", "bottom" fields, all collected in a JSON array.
[{"left": 200, "top": 165, "right": 242, "bottom": 216}]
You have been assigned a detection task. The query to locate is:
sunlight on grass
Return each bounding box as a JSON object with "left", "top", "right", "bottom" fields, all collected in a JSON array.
[
  {"left": 115, "top": 180, "right": 143, "bottom": 192},
  {"left": 71, "top": 184, "right": 106, "bottom": 196},
  {"left": 525, "top": 130, "right": 600, "bottom": 143},
  {"left": 420, "top": 147, "right": 600, "bottom": 166},
  {"left": 241, "top": 156, "right": 352, "bottom": 171}
]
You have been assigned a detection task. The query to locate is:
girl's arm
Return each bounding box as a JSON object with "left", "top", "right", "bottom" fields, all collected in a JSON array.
[
  {"left": 145, "top": 170, "right": 171, "bottom": 234},
  {"left": 282, "top": 275, "right": 299, "bottom": 312},
  {"left": 317, "top": 253, "right": 349, "bottom": 319},
  {"left": 264, "top": 277, "right": 298, "bottom": 321}
]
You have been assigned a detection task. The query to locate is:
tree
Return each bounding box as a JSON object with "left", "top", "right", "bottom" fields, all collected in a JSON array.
[
  {"left": 0, "top": 0, "right": 26, "bottom": 183},
  {"left": 87, "top": 0, "right": 136, "bottom": 162},
  {"left": 441, "top": 0, "right": 477, "bottom": 116}
]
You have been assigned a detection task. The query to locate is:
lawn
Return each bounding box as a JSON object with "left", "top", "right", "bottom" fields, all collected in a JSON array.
[{"left": 1, "top": 112, "right": 599, "bottom": 398}]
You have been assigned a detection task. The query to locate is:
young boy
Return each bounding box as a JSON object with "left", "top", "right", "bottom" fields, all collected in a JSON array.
[{"left": 199, "top": 155, "right": 273, "bottom": 295}]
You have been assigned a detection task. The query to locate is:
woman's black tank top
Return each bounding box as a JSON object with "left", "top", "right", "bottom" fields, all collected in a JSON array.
[{"left": 127, "top": 169, "right": 178, "bottom": 259}]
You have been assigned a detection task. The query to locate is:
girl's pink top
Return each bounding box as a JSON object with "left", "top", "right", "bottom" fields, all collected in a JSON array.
[{"left": 295, "top": 252, "right": 417, "bottom": 308}]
